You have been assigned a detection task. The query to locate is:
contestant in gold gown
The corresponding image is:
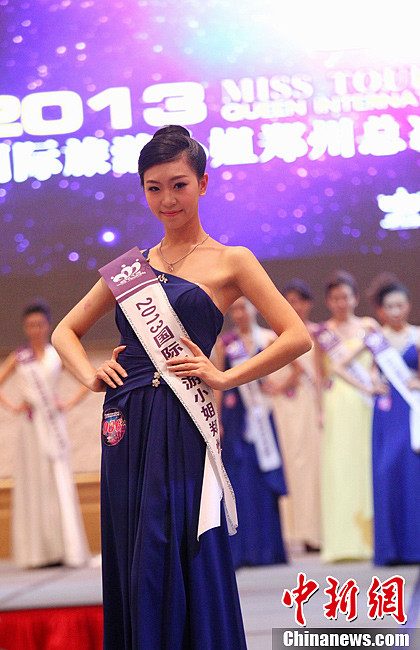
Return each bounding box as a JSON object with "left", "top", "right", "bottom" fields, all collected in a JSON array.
[{"left": 314, "top": 271, "right": 379, "bottom": 562}]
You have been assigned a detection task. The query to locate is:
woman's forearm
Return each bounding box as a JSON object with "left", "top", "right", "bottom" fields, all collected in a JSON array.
[
  {"left": 52, "top": 278, "right": 117, "bottom": 390},
  {"left": 0, "top": 389, "right": 21, "bottom": 412},
  {"left": 52, "top": 325, "right": 96, "bottom": 389},
  {"left": 222, "top": 329, "right": 312, "bottom": 391},
  {"left": 0, "top": 353, "right": 22, "bottom": 411}
]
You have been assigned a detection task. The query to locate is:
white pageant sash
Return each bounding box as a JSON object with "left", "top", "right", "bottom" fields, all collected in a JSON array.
[
  {"left": 225, "top": 333, "right": 282, "bottom": 472},
  {"left": 313, "top": 324, "right": 373, "bottom": 407},
  {"left": 100, "top": 247, "right": 237, "bottom": 538},
  {"left": 17, "top": 346, "right": 88, "bottom": 564},
  {"left": 16, "top": 346, "right": 69, "bottom": 459},
  {"left": 364, "top": 330, "right": 420, "bottom": 453}
]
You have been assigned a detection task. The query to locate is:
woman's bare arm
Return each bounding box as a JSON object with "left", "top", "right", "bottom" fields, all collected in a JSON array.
[
  {"left": 168, "top": 247, "right": 312, "bottom": 390},
  {"left": 333, "top": 340, "right": 388, "bottom": 395},
  {"left": 0, "top": 352, "right": 23, "bottom": 412},
  {"left": 217, "top": 248, "right": 312, "bottom": 389},
  {"left": 51, "top": 278, "right": 126, "bottom": 392}
]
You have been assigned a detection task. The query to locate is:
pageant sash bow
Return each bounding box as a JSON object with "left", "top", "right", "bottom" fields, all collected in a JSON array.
[
  {"left": 16, "top": 346, "right": 69, "bottom": 459},
  {"left": 225, "top": 332, "right": 282, "bottom": 472},
  {"left": 100, "top": 247, "right": 237, "bottom": 538},
  {"left": 313, "top": 324, "right": 373, "bottom": 407},
  {"left": 364, "top": 330, "right": 420, "bottom": 453}
]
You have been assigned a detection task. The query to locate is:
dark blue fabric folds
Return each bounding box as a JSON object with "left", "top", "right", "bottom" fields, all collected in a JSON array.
[
  {"left": 221, "top": 352, "right": 287, "bottom": 570},
  {"left": 372, "top": 343, "right": 420, "bottom": 566},
  {"left": 101, "top": 259, "right": 247, "bottom": 649}
]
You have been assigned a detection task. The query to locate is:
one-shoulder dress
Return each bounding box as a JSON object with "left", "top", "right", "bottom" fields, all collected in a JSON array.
[
  {"left": 372, "top": 329, "right": 420, "bottom": 565},
  {"left": 101, "top": 255, "right": 247, "bottom": 649}
]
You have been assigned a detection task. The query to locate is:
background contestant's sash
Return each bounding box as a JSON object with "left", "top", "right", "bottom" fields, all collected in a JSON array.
[
  {"left": 100, "top": 247, "right": 237, "bottom": 538},
  {"left": 16, "top": 347, "right": 89, "bottom": 565},
  {"left": 225, "top": 335, "right": 282, "bottom": 472},
  {"left": 16, "top": 346, "right": 68, "bottom": 459},
  {"left": 365, "top": 330, "right": 420, "bottom": 453},
  {"left": 313, "top": 324, "right": 373, "bottom": 406}
]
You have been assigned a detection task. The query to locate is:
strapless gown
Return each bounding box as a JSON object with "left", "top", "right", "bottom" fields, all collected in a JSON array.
[
  {"left": 221, "top": 335, "right": 287, "bottom": 569},
  {"left": 372, "top": 341, "right": 420, "bottom": 565},
  {"left": 101, "top": 255, "right": 247, "bottom": 649}
]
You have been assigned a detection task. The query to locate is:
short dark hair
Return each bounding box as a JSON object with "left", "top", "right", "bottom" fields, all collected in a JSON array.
[
  {"left": 138, "top": 125, "right": 207, "bottom": 186},
  {"left": 325, "top": 270, "right": 358, "bottom": 298},
  {"left": 375, "top": 283, "right": 410, "bottom": 306},
  {"left": 22, "top": 300, "right": 51, "bottom": 324},
  {"left": 367, "top": 273, "right": 409, "bottom": 307},
  {"left": 283, "top": 279, "right": 314, "bottom": 302}
]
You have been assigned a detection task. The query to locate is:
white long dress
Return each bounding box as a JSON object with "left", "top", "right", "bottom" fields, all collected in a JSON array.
[{"left": 13, "top": 344, "right": 90, "bottom": 568}]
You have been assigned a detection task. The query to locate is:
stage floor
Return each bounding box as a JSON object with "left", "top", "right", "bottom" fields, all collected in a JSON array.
[{"left": 0, "top": 553, "right": 419, "bottom": 650}]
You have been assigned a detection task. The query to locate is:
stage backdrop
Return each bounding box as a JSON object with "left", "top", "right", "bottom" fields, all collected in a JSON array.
[{"left": 1, "top": 0, "right": 420, "bottom": 347}]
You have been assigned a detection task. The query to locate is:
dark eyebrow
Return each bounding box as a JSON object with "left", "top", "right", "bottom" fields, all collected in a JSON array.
[{"left": 145, "top": 175, "right": 189, "bottom": 185}]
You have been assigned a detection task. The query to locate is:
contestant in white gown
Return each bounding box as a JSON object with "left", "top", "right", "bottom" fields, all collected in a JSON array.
[{"left": 0, "top": 302, "right": 90, "bottom": 568}]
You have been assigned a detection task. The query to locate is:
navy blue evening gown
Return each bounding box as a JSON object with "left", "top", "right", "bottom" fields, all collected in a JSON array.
[
  {"left": 372, "top": 339, "right": 420, "bottom": 566},
  {"left": 221, "top": 334, "right": 287, "bottom": 569},
  {"left": 101, "top": 254, "right": 247, "bottom": 649}
]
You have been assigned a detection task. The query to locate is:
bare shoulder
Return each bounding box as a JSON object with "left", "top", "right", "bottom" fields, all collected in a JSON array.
[
  {"left": 213, "top": 244, "right": 259, "bottom": 276},
  {"left": 204, "top": 241, "right": 256, "bottom": 275},
  {"left": 200, "top": 241, "right": 276, "bottom": 313},
  {"left": 361, "top": 316, "right": 380, "bottom": 332},
  {"left": 220, "top": 244, "right": 255, "bottom": 265},
  {"left": 4, "top": 350, "right": 18, "bottom": 368}
]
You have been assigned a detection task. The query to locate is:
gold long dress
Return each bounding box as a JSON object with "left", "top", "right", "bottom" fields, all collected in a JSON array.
[{"left": 321, "top": 338, "right": 373, "bottom": 562}]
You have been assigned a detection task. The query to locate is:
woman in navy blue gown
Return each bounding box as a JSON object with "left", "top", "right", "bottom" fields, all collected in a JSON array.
[
  {"left": 220, "top": 298, "right": 287, "bottom": 569},
  {"left": 369, "top": 278, "right": 420, "bottom": 565},
  {"left": 52, "top": 126, "right": 312, "bottom": 649}
]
